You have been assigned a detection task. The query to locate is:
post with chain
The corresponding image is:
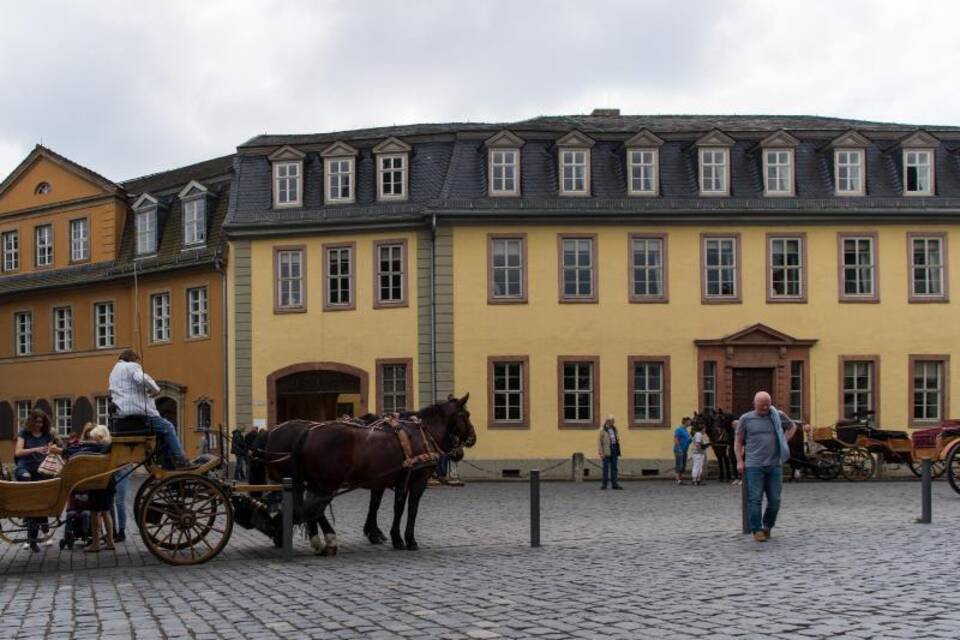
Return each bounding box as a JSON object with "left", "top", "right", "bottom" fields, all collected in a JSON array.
[
  {"left": 917, "top": 458, "right": 932, "bottom": 524},
  {"left": 530, "top": 469, "right": 541, "bottom": 547},
  {"left": 741, "top": 472, "right": 750, "bottom": 534},
  {"left": 282, "top": 477, "right": 294, "bottom": 560}
]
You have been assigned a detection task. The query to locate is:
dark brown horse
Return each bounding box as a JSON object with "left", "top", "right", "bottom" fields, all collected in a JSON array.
[
  {"left": 255, "top": 394, "right": 476, "bottom": 554},
  {"left": 694, "top": 408, "right": 739, "bottom": 482}
]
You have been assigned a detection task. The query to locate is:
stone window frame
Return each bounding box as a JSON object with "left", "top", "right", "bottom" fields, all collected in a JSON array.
[
  {"left": 557, "top": 355, "right": 600, "bottom": 429},
  {"left": 627, "top": 233, "right": 668, "bottom": 303},
  {"left": 373, "top": 137, "right": 411, "bottom": 203},
  {"left": 373, "top": 239, "right": 409, "bottom": 309},
  {"left": 68, "top": 216, "right": 90, "bottom": 264},
  {"left": 908, "top": 355, "right": 950, "bottom": 427},
  {"left": 322, "top": 241, "right": 357, "bottom": 311},
  {"left": 376, "top": 357, "right": 413, "bottom": 414},
  {"left": 627, "top": 355, "right": 671, "bottom": 429},
  {"left": 838, "top": 355, "right": 880, "bottom": 425},
  {"left": 273, "top": 245, "right": 307, "bottom": 314},
  {"left": 1, "top": 229, "right": 20, "bottom": 273},
  {"left": 53, "top": 396, "right": 74, "bottom": 438},
  {"left": 487, "top": 233, "right": 528, "bottom": 304},
  {"left": 837, "top": 232, "right": 879, "bottom": 303},
  {"left": 149, "top": 290, "right": 173, "bottom": 344},
  {"left": 487, "top": 355, "right": 530, "bottom": 429},
  {"left": 13, "top": 309, "right": 33, "bottom": 357},
  {"left": 269, "top": 145, "right": 306, "bottom": 209},
  {"left": 52, "top": 304, "right": 73, "bottom": 353},
  {"left": 185, "top": 284, "right": 211, "bottom": 341},
  {"left": 907, "top": 232, "right": 949, "bottom": 303},
  {"left": 91, "top": 299, "right": 116, "bottom": 350},
  {"left": 700, "top": 232, "right": 742, "bottom": 304},
  {"left": 700, "top": 360, "right": 717, "bottom": 411},
  {"left": 557, "top": 233, "right": 598, "bottom": 304},
  {"left": 485, "top": 129, "right": 525, "bottom": 197},
  {"left": 765, "top": 232, "right": 807, "bottom": 303},
  {"left": 34, "top": 223, "right": 54, "bottom": 268}
]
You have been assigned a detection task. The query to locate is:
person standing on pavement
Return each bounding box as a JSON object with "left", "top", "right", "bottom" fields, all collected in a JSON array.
[
  {"left": 598, "top": 416, "right": 623, "bottom": 490},
  {"left": 735, "top": 391, "right": 797, "bottom": 542},
  {"left": 690, "top": 424, "right": 709, "bottom": 486},
  {"left": 673, "top": 417, "right": 692, "bottom": 485},
  {"left": 231, "top": 425, "right": 248, "bottom": 481}
]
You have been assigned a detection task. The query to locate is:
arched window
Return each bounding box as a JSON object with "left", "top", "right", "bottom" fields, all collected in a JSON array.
[{"left": 35, "top": 182, "right": 51, "bottom": 195}]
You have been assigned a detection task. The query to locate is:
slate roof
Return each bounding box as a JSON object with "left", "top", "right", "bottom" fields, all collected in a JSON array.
[
  {"left": 0, "top": 156, "right": 234, "bottom": 297},
  {"left": 227, "top": 114, "right": 960, "bottom": 233}
]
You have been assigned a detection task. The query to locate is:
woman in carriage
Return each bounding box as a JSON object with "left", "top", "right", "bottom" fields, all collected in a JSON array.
[{"left": 13, "top": 409, "right": 62, "bottom": 552}]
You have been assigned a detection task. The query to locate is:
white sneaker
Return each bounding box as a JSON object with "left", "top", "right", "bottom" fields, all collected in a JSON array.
[
  {"left": 21, "top": 542, "right": 31, "bottom": 550},
  {"left": 42, "top": 538, "right": 54, "bottom": 546}
]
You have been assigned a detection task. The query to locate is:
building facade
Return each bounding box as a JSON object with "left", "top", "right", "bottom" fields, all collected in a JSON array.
[
  {"left": 0, "top": 146, "right": 233, "bottom": 461},
  {"left": 225, "top": 113, "right": 959, "bottom": 476}
]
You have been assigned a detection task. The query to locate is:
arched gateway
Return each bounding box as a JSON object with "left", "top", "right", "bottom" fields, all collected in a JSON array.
[{"left": 266, "top": 362, "right": 369, "bottom": 426}]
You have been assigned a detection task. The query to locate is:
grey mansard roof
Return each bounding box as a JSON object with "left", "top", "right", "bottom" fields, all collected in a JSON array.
[{"left": 225, "top": 114, "right": 960, "bottom": 234}]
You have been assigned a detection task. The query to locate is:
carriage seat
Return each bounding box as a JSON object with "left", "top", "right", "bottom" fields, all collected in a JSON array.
[
  {"left": 863, "top": 428, "right": 909, "bottom": 441},
  {"left": 110, "top": 415, "right": 153, "bottom": 437}
]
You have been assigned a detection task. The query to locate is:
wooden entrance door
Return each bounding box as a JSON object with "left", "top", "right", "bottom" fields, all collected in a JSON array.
[
  {"left": 277, "top": 393, "right": 339, "bottom": 423},
  {"left": 732, "top": 368, "right": 775, "bottom": 416}
]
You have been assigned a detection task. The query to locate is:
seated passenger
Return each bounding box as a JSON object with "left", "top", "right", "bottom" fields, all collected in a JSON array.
[
  {"left": 14, "top": 409, "right": 62, "bottom": 552},
  {"left": 108, "top": 349, "right": 189, "bottom": 469},
  {"left": 63, "top": 424, "right": 115, "bottom": 553}
]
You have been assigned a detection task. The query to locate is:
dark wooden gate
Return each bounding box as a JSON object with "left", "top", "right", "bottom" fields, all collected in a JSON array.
[{"left": 732, "top": 368, "right": 775, "bottom": 416}]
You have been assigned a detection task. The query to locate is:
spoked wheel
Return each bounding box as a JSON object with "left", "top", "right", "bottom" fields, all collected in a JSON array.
[
  {"left": 138, "top": 475, "right": 233, "bottom": 565},
  {"left": 813, "top": 452, "right": 842, "bottom": 481},
  {"left": 908, "top": 459, "right": 947, "bottom": 478},
  {"left": 0, "top": 517, "right": 56, "bottom": 545},
  {"left": 841, "top": 447, "right": 876, "bottom": 481},
  {"left": 947, "top": 445, "right": 960, "bottom": 495},
  {"left": 133, "top": 476, "right": 155, "bottom": 521}
]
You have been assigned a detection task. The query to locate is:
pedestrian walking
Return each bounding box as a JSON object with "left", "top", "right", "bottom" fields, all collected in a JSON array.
[
  {"left": 598, "top": 416, "right": 623, "bottom": 490},
  {"left": 673, "top": 417, "right": 692, "bottom": 485},
  {"left": 734, "top": 391, "right": 797, "bottom": 543}
]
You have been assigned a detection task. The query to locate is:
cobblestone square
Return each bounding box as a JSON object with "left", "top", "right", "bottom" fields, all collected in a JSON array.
[{"left": 1, "top": 479, "right": 958, "bottom": 640}]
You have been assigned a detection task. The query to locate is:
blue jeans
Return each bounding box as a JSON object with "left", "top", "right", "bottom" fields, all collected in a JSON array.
[
  {"left": 745, "top": 465, "right": 783, "bottom": 532},
  {"left": 147, "top": 415, "right": 185, "bottom": 466},
  {"left": 233, "top": 455, "right": 248, "bottom": 481},
  {"left": 602, "top": 445, "right": 621, "bottom": 487},
  {"left": 113, "top": 467, "right": 130, "bottom": 531}
]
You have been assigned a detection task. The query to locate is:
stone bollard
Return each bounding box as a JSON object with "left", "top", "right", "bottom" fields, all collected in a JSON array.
[
  {"left": 530, "top": 469, "right": 541, "bottom": 547},
  {"left": 917, "top": 458, "right": 932, "bottom": 524},
  {"left": 282, "top": 478, "right": 294, "bottom": 560},
  {"left": 571, "top": 452, "right": 585, "bottom": 482}
]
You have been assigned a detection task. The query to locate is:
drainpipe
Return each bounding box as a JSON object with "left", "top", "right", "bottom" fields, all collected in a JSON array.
[
  {"left": 430, "top": 213, "right": 437, "bottom": 403},
  {"left": 217, "top": 252, "right": 229, "bottom": 435}
]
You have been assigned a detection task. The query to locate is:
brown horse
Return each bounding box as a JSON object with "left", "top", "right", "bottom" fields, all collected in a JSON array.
[{"left": 260, "top": 393, "right": 476, "bottom": 554}]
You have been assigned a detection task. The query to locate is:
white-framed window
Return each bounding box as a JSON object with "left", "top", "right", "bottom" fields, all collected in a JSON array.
[
  {"left": 53, "top": 306, "right": 73, "bottom": 352},
  {"left": 55, "top": 398, "right": 73, "bottom": 437},
  {"left": 380, "top": 363, "right": 408, "bottom": 413},
  {"left": 35, "top": 224, "right": 53, "bottom": 267},
  {"left": 14, "top": 311, "right": 32, "bottom": 356},
  {"left": 913, "top": 360, "right": 944, "bottom": 423},
  {"left": 561, "top": 361, "right": 594, "bottom": 424},
  {"left": 560, "top": 237, "right": 595, "bottom": 300},
  {"left": 843, "top": 361, "right": 874, "bottom": 421},
  {"left": 904, "top": 149, "right": 933, "bottom": 195},
  {"left": 559, "top": 149, "right": 589, "bottom": 195},
  {"left": 378, "top": 154, "right": 406, "bottom": 200},
  {"left": 376, "top": 243, "right": 405, "bottom": 305},
  {"left": 490, "top": 237, "right": 524, "bottom": 300},
  {"left": 790, "top": 361, "right": 804, "bottom": 421},
  {"left": 2, "top": 230, "right": 20, "bottom": 272},
  {"left": 699, "top": 148, "right": 729, "bottom": 195},
  {"left": 627, "top": 149, "right": 658, "bottom": 195},
  {"left": 910, "top": 236, "right": 945, "bottom": 298},
  {"left": 70, "top": 218, "right": 89, "bottom": 262},
  {"left": 631, "top": 361, "right": 664, "bottom": 424},
  {"left": 183, "top": 198, "right": 207, "bottom": 246},
  {"left": 769, "top": 236, "right": 804, "bottom": 299},
  {"left": 276, "top": 249, "right": 304, "bottom": 310},
  {"left": 492, "top": 360, "right": 525, "bottom": 424},
  {"left": 841, "top": 236, "right": 876, "bottom": 298},
  {"left": 325, "top": 245, "right": 353, "bottom": 307},
  {"left": 274, "top": 161, "right": 301, "bottom": 207},
  {"left": 326, "top": 158, "right": 355, "bottom": 203},
  {"left": 489, "top": 149, "right": 519, "bottom": 196},
  {"left": 95, "top": 396, "right": 110, "bottom": 427},
  {"left": 136, "top": 209, "right": 157, "bottom": 255},
  {"left": 835, "top": 149, "right": 864, "bottom": 195},
  {"left": 702, "top": 361, "right": 717, "bottom": 410},
  {"left": 197, "top": 400, "right": 212, "bottom": 430},
  {"left": 187, "top": 287, "right": 209, "bottom": 338},
  {"left": 16, "top": 400, "right": 32, "bottom": 429},
  {"left": 151, "top": 292, "right": 171, "bottom": 342},
  {"left": 764, "top": 149, "right": 794, "bottom": 196},
  {"left": 94, "top": 301, "right": 115, "bottom": 349},
  {"left": 630, "top": 236, "right": 665, "bottom": 299},
  {"left": 703, "top": 236, "right": 738, "bottom": 299}
]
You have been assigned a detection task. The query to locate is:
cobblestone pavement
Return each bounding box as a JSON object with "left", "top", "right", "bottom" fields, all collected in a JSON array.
[{"left": 1, "top": 478, "right": 959, "bottom": 640}]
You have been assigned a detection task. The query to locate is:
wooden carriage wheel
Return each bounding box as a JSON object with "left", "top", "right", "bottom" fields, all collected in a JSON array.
[
  {"left": 947, "top": 445, "right": 960, "bottom": 496},
  {"left": 138, "top": 475, "right": 233, "bottom": 565},
  {"left": 840, "top": 447, "right": 876, "bottom": 482},
  {"left": 132, "top": 476, "right": 155, "bottom": 522},
  {"left": 907, "top": 459, "right": 946, "bottom": 479},
  {"left": 0, "top": 516, "right": 56, "bottom": 545}
]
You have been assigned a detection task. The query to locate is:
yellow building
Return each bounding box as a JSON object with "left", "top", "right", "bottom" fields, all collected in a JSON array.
[{"left": 225, "top": 114, "right": 959, "bottom": 477}]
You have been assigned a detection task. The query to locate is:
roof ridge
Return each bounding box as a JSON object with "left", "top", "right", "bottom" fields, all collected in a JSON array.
[{"left": 120, "top": 153, "right": 235, "bottom": 188}]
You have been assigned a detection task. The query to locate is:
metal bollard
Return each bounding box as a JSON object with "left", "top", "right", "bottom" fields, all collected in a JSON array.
[
  {"left": 571, "top": 453, "right": 585, "bottom": 482},
  {"left": 282, "top": 477, "right": 294, "bottom": 560},
  {"left": 530, "top": 469, "right": 541, "bottom": 547},
  {"left": 917, "top": 459, "right": 932, "bottom": 524},
  {"left": 741, "top": 473, "right": 750, "bottom": 535}
]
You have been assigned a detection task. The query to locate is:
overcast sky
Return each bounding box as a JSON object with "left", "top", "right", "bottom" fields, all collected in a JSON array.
[{"left": 1, "top": 0, "right": 956, "bottom": 182}]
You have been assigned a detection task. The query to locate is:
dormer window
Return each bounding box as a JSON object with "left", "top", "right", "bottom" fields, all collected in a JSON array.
[
  {"left": 373, "top": 137, "right": 411, "bottom": 202},
  {"left": 764, "top": 150, "right": 793, "bottom": 195},
  {"left": 625, "top": 130, "right": 663, "bottom": 197},
  {"left": 904, "top": 149, "right": 933, "bottom": 195},
  {"left": 835, "top": 150, "right": 864, "bottom": 195},
  {"left": 268, "top": 146, "right": 306, "bottom": 208},
  {"left": 696, "top": 130, "right": 734, "bottom": 196},
  {"left": 556, "top": 131, "right": 594, "bottom": 197},
  {"left": 179, "top": 180, "right": 209, "bottom": 247},
  {"left": 485, "top": 130, "right": 524, "bottom": 197},
  {"left": 321, "top": 141, "right": 358, "bottom": 205},
  {"left": 133, "top": 193, "right": 159, "bottom": 256}
]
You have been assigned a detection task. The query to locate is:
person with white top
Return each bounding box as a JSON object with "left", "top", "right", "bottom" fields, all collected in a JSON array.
[
  {"left": 108, "top": 349, "right": 187, "bottom": 468},
  {"left": 690, "top": 425, "right": 708, "bottom": 486}
]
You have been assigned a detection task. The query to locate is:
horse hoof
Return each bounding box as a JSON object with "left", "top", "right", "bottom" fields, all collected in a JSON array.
[
  {"left": 319, "top": 545, "right": 338, "bottom": 557},
  {"left": 405, "top": 541, "right": 419, "bottom": 551},
  {"left": 391, "top": 539, "right": 406, "bottom": 550}
]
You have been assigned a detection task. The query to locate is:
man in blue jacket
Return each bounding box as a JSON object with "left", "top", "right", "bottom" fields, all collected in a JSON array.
[{"left": 734, "top": 391, "right": 797, "bottom": 542}]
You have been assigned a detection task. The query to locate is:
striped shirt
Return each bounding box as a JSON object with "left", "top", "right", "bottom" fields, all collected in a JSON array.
[{"left": 108, "top": 360, "right": 160, "bottom": 418}]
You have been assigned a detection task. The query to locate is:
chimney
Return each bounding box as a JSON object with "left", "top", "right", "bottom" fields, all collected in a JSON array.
[{"left": 591, "top": 108, "right": 620, "bottom": 117}]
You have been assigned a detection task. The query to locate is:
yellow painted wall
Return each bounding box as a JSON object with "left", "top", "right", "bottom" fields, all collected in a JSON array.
[
  {"left": 453, "top": 224, "right": 960, "bottom": 461},
  {"left": 0, "top": 156, "right": 105, "bottom": 215},
  {"left": 243, "top": 231, "right": 420, "bottom": 425}
]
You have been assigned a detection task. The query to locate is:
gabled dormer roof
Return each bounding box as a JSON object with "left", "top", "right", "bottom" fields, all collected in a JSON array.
[
  {"left": 828, "top": 129, "right": 872, "bottom": 149},
  {"left": 132, "top": 193, "right": 159, "bottom": 210},
  {"left": 0, "top": 144, "right": 121, "bottom": 201},
  {"left": 267, "top": 145, "right": 306, "bottom": 162},
  {"left": 555, "top": 130, "right": 595, "bottom": 148},
  {"left": 177, "top": 180, "right": 209, "bottom": 200},
  {"left": 757, "top": 129, "right": 800, "bottom": 149},
  {"left": 484, "top": 130, "right": 526, "bottom": 148},
  {"left": 624, "top": 129, "right": 664, "bottom": 147},
  {"left": 320, "top": 141, "right": 359, "bottom": 158},
  {"left": 372, "top": 137, "right": 412, "bottom": 154},
  {"left": 695, "top": 129, "right": 736, "bottom": 147},
  {"left": 899, "top": 130, "right": 939, "bottom": 148}
]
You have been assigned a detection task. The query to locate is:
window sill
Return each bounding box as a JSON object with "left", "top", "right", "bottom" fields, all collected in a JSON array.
[
  {"left": 559, "top": 422, "right": 599, "bottom": 430},
  {"left": 628, "top": 423, "right": 670, "bottom": 429},
  {"left": 323, "top": 304, "right": 356, "bottom": 312},
  {"left": 629, "top": 296, "right": 668, "bottom": 304},
  {"left": 149, "top": 340, "right": 173, "bottom": 347},
  {"left": 185, "top": 334, "right": 211, "bottom": 343},
  {"left": 766, "top": 296, "right": 807, "bottom": 304},
  {"left": 488, "top": 297, "right": 528, "bottom": 305},
  {"left": 701, "top": 297, "right": 742, "bottom": 305},
  {"left": 838, "top": 297, "right": 880, "bottom": 304},
  {"left": 488, "top": 422, "right": 530, "bottom": 430},
  {"left": 559, "top": 297, "right": 598, "bottom": 304},
  {"left": 373, "top": 300, "right": 409, "bottom": 310},
  {"left": 274, "top": 307, "right": 307, "bottom": 315},
  {"left": 908, "top": 296, "right": 949, "bottom": 304}
]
